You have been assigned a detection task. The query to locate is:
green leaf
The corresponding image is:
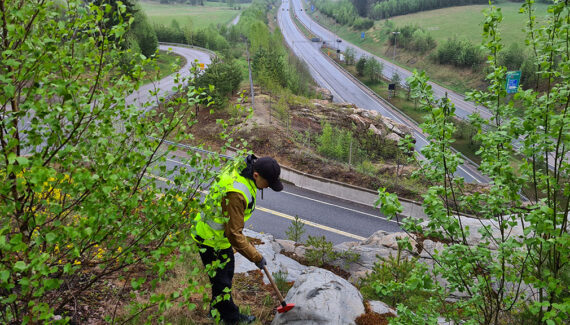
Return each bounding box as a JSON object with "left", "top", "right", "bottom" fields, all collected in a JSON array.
[
  {"left": 7, "top": 152, "right": 16, "bottom": 164},
  {"left": 14, "top": 261, "right": 27, "bottom": 272},
  {"left": 0, "top": 270, "right": 9, "bottom": 282},
  {"left": 45, "top": 232, "right": 56, "bottom": 244}
]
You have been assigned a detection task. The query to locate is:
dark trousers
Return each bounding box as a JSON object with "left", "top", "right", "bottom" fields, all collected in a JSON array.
[{"left": 197, "top": 243, "right": 240, "bottom": 323}]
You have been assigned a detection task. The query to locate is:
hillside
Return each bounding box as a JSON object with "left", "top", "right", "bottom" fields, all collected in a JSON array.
[{"left": 182, "top": 86, "right": 433, "bottom": 201}]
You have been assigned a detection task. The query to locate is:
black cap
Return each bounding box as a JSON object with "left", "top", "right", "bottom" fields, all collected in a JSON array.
[{"left": 254, "top": 157, "right": 283, "bottom": 192}]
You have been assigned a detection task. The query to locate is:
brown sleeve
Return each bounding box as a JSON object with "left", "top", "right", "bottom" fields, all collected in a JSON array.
[{"left": 222, "top": 192, "right": 263, "bottom": 263}]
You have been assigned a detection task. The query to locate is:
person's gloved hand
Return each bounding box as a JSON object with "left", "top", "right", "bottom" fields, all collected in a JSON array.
[{"left": 255, "top": 256, "right": 267, "bottom": 270}]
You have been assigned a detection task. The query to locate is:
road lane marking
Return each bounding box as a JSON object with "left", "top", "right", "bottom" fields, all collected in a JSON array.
[
  {"left": 282, "top": 190, "right": 399, "bottom": 225},
  {"left": 146, "top": 173, "right": 367, "bottom": 241},
  {"left": 256, "top": 206, "right": 366, "bottom": 241}
]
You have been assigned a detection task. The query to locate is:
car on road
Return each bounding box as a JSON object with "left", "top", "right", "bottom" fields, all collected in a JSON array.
[
  {"left": 311, "top": 37, "right": 321, "bottom": 42},
  {"left": 336, "top": 39, "right": 342, "bottom": 43}
]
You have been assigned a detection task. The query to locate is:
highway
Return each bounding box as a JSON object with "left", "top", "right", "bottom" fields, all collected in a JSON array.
[
  {"left": 277, "top": 1, "right": 489, "bottom": 184},
  {"left": 289, "top": 0, "right": 493, "bottom": 121}
]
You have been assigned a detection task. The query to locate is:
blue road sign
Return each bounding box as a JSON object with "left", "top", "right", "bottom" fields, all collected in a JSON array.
[
  {"left": 311, "top": 4, "right": 314, "bottom": 11},
  {"left": 361, "top": 32, "right": 365, "bottom": 39},
  {"left": 506, "top": 71, "right": 521, "bottom": 94}
]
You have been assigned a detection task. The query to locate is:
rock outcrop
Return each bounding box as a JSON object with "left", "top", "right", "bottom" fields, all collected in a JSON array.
[
  {"left": 235, "top": 229, "right": 308, "bottom": 283},
  {"left": 271, "top": 267, "right": 365, "bottom": 325}
]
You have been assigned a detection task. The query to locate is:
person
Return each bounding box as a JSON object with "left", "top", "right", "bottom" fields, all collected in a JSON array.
[{"left": 193, "top": 154, "right": 284, "bottom": 324}]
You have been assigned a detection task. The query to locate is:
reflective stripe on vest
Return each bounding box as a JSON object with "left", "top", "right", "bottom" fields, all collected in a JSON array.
[
  {"left": 232, "top": 181, "right": 254, "bottom": 210},
  {"left": 205, "top": 217, "right": 225, "bottom": 231}
]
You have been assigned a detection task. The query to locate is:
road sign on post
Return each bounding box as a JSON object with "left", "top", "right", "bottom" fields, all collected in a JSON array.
[
  {"left": 506, "top": 70, "right": 521, "bottom": 94},
  {"left": 311, "top": 4, "right": 314, "bottom": 11},
  {"left": 361, "top": 32, "right": 365, "bottom": 40},
  {"left": 199, "top": 63, "right": 205, "bottom": 70}
]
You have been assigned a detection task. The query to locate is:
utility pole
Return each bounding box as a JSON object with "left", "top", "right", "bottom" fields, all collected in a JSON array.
[
  {"left": 392, "top": 31, "right": 400, "bottom": 61},
  {"left": 349, "top": 138, "right": 352, "bottom": 166}
]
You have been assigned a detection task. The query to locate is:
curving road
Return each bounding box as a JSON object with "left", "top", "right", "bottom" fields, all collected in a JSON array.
[
  {"left": 126, "top": 44, "right": 213, "bottom": 110},
  {"left": 278, "top": 1, "right": 488, "bottom": 183}
]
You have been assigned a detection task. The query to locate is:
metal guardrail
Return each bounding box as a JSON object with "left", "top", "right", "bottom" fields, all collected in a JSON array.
[
  {"left": 148, "top": 136, "right": 234, "bottom": 160},
  {"left": 158, "top": 42, "right": 217, "bottom": 59}
]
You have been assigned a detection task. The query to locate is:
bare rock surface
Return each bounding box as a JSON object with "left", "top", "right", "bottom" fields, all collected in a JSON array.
[
  {"left": 368, "top": 300, "right": 397, "bottom": 316},
  {"left": 235, "top": 229, "right": 308, "bottom": 283},
  {"left": 271, "top": 267, "right": 365, "bottom": 325}
]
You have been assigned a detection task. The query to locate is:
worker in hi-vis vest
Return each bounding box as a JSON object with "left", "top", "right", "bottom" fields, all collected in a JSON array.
[{"left": 193, "top": 154, "right": 283, "bottom": 324}]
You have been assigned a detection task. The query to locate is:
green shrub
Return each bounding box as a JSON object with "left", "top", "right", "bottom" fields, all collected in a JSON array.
[
  {"left": 356, "top": 56, "right": 367, "bottom": 77},
  {"left": 352, "top": 17, "right": 374, "bottom": 30},
  {"left": 195, "top": 57, "right": 242, "bottom": 109},
  {"left": 305, "top": 235, "right": 337, "bottom": 267},
  {"left": 358, "top": 241, "right": 437, "bottom": 309},
  {"left": 272, "top": 270, "right": 291, "bottom": 293},
  {"left": 285, "top": 215, "right": 306, "bottom": 243},
  {"left": 437, "top": 37, "right": 484, "bottom": 68}
]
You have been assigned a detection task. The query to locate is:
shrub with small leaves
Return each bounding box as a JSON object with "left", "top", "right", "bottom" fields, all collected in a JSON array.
[
  {"left": 305, "top": 235, "right": 337, "bottom": 267},
  {"left": 285, "top": 215, "right": 306, "bottom": 243}
]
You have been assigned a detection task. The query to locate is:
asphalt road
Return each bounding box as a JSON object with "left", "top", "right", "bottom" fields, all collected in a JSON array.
[
  {"left": 126, "top": 44, "right": 213, "bottom": 110},
  {"left": 277, "top": 1, "right": 488, "bottom": 184}
]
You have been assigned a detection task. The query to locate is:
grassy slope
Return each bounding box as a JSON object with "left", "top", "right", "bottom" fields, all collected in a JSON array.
[
  {"left": 308, "top": 1, "right": 549, "bottom": 93},
  {"left": 139, "top": 0, "right": 247, "bottom": 27}
]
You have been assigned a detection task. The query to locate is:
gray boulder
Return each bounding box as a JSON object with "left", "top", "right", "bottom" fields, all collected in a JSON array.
[
  {"left": 235, "top": 229, "right": 308, "bottom": 283},
  {"left": 271, "top": 267, "right": 365, "bottom": 325},
  {"left": 368, "top": 300, "right": 397, "bottom": 316}
]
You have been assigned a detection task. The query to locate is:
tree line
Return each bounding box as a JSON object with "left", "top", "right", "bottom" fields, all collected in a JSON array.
[
  {"left": 312, "top": 0, "right": 490, "bottom": 27},
  {"left": 312, "top": 0, "right": 374, "bottom": 30},
  {"left": 367, "top": 0, "right": 488, "bottom": 19}
]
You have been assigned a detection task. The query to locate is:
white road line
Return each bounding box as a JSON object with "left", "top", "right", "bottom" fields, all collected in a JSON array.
[{"left": 282, "top": 190, "right": 399, "bottom": 224}]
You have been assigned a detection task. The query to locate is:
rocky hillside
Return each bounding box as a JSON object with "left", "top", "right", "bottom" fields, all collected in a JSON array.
[{"left": 188, "top": 86, "right": 427, "bottom": 200}]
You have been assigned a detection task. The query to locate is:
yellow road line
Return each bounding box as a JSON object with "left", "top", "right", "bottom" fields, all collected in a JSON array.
[
  {"left": 147, "top": 173, "right": 366, "bottom": 241},
  {"left": 256, "top": 206, "right": 366, "bottom": 241}
]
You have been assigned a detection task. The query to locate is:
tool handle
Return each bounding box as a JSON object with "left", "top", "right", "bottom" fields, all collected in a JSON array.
[{"left": 263, "top": 265, "right": 286, "bottom": 303}]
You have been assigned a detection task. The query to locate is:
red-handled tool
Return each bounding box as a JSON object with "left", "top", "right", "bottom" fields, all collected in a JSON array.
[{"left": 262, "top": 265, "right": 295, "bottom": 313}]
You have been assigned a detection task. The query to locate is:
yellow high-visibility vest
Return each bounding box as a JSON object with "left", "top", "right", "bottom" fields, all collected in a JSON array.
[{"left": 193, "top": 169, "right": 257, "bottom": 249}]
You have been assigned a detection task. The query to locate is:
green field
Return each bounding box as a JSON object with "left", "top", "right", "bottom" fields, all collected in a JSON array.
[
  {"left": 307, "top": 1, "right": 550, "bottom": 93},
  {"left": 139, "top": 0, "right": 246, "bottom": 28},
  {"left": 309, "top": 1, "right": 549, "bottom": 46},
  {"left": 385, "top": 2, "right": 550, "bottom": 46}
]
